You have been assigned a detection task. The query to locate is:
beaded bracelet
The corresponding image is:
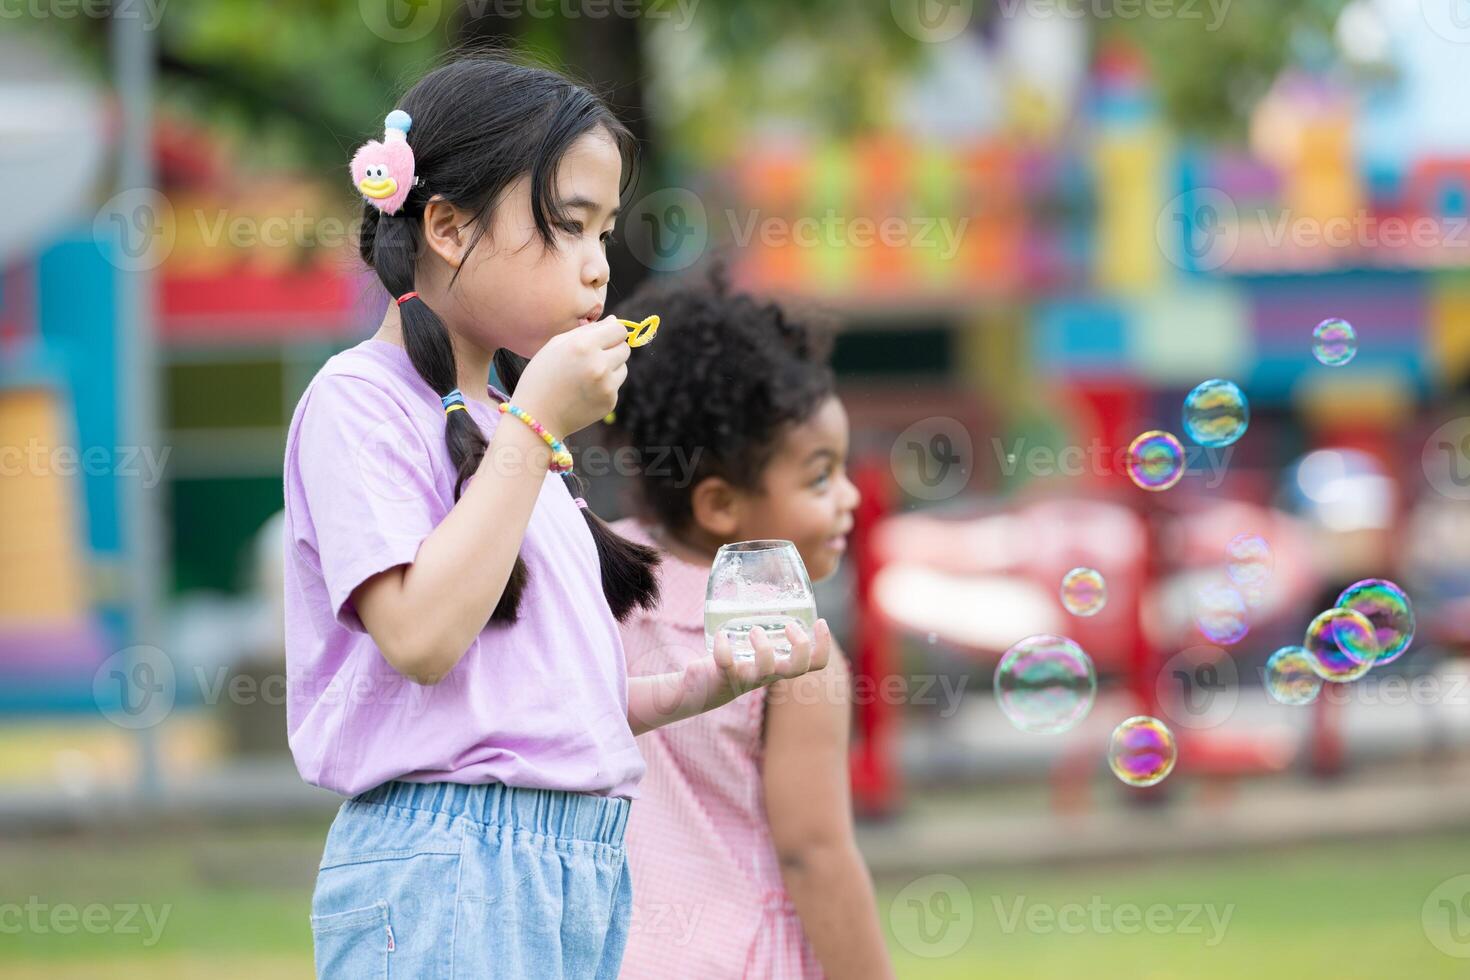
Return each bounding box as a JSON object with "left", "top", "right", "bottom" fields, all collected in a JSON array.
[{"left": 498, "top": 402, "right": 574, "bottom": 473}]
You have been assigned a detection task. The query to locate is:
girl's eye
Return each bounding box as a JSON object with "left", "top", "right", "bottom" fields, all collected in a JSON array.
[
  {"left": 559, "top": 220, "right": 583, "bottom": 235},
  {"left": 601, "top": 230, "right": 618, "bottom": 247}
]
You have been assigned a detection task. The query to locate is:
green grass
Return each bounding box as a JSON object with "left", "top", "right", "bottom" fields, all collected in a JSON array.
[
  {"left": 1, "top": 821, "right": 1467, "bottom": 977},
  {"left": 878, "top": 834, "right": 1470, "bottom": 979}
]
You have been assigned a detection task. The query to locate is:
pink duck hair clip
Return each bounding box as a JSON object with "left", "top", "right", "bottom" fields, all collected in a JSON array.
[{"left": 350, "top": 109, "right": 418, "bottom": 216}]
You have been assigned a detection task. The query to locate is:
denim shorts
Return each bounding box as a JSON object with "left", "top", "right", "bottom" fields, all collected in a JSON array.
[{"left": 309, "top": 780, "right": 632, "bottom": 979}]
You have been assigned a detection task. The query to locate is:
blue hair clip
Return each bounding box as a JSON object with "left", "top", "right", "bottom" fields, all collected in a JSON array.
[{"left": 442, "top": 389, "right": 467, "bottom": 416}]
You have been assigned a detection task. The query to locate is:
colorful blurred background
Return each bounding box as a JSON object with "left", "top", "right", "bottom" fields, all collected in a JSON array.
[{"left": 5, "top": 1, "right": 1470, "bottom": 976}]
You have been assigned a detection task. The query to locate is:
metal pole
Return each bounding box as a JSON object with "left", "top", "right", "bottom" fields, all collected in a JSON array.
[{"left": 112, "top": 5, "right": 163, "bottom": 797}]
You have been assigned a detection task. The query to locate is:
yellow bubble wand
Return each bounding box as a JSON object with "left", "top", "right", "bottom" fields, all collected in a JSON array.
[
  {"left": 604, "top": 315, "right": 660, "bottom": 423},
  {"left": 619, "top": 315, "right": 659, "bottom": 348}
]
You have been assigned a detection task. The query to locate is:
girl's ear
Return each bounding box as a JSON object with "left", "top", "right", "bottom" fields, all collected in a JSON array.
[
  {"left": 689, "top": 475, "right": 741, "bottom": 541},
  {"left": 422, "top": 196, "right": 472, "bottom": 268}
]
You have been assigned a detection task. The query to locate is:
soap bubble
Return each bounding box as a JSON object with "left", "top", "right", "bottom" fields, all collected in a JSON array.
[
  {"left": 1313, "top": 318, "right": 1358, "bottom": 366},
  {"left": 1225, "top": 534, "right": 1273, "bottom": 587},
  {"left": 1304, "top": 608, "right": 1378, "bottom": 682},
  {"left": 1182, "top": 379, "right": 1250, "bottom": 448},
  {"left": 1060, "top": 567, "right": 1107, "bottom": 617},
  {"left": 1265, "top": 646, "right": 1322, "bottom": 705},
  {"left": 1192, "top": 583, "right": 1250, "bottom": 645},
  {"left": 994, "top": 635, "right": 1097, "bottom": 734},
  {"left": 1126, "top": 430, "right": 1186, "bottom": 491},
  {"left": 1335, "top": 579, "right": 1415, "bottom": 665},
  {"left": 1108, "top": 716, "right": 1177, "bottom": 787}
]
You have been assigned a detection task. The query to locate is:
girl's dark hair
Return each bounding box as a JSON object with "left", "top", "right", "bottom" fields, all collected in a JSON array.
[
  {"left": 357, "top": 53, "right": 659, "bottom": 625},
  {"left": 610, "top": 263, "right": 837, "bottom": 533}
]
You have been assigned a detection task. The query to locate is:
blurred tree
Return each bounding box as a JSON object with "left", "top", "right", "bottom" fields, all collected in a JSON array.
[
  {"left": 1093, "top": 0, "right": 1350, "bottom": 140},
  {"left": 28, "top": 0, "right": 922, "bottom": 168},
  {"left": 27, "top": 1, "right": 1354, "bottom": 174}
]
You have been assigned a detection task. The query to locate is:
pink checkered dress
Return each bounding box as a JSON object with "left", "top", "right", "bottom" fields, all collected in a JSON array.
[{"left": 612, "top": 519, "right": 824, "bottom": 979}]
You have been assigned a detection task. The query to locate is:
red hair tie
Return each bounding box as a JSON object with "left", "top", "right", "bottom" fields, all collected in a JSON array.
[{"left": 396, "top": 291, "right": 419, "bottom": 306}]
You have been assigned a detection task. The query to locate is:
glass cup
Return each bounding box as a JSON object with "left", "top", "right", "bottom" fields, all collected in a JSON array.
[{"left": 704, "top": 539, "right": 818, "bottom": 661}]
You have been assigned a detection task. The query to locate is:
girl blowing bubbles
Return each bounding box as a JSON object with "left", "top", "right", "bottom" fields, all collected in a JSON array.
[
  {"left": 610, "top": 268, "right": 895, "bottom": 979},
  {"left": 282, "top": 56, "right": 830, "bottom": 980}
]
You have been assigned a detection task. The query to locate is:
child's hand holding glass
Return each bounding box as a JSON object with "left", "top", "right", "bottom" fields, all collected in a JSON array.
[{"left": 685, "top": 618, "right": 833, "bottom": 713}]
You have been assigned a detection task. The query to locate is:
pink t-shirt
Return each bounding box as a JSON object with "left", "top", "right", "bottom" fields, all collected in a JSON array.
[
  {"left": 612, "top": 518, "right": 823, "bottom": 979},
  {"left": 282, "top": 338, "right": 644, "bottom": 800}
]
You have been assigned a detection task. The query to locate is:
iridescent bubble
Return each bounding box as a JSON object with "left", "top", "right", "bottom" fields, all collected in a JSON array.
[
  {"left": 1226, "top": 534, "right": 1273, "bottom": 587},
  {"left": 994, "top": 634, "right": 1097, "bottom": 734},
  {"left": 1108, "top": 716, "right": 1177, "bottom": 787},
  {"left": 1313, "top": 318, "right": 1358, "bottom": 366},
  {"left": 1192, "top": 583, "right": 1250, "bottom": 645},
  {"left": 1304, "top": 608, "right": 1379, "bottom": 682},
  {"left": 1060, "top": 567, "right": 1107, "bottom": 617},
  {"left": 1336, "top": 579, "right": 1415, "bottom": 665},
  {"left": 1265, "top": 646, "right": 1322, "bottom": 705},
  {"left": 1182, "top": 379, "right": 1250, "bottom": 448},
  {"left": 1126, "top": 430, "right": 1186, "bottom": 492}
]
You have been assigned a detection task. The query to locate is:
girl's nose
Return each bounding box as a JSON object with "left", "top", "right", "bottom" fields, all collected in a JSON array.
[
  {"left": 585, "top": 249, "right": 610, "bottom": 289},
  {"left": 841, "top": 471, "right": 862, "bottom": 509}
]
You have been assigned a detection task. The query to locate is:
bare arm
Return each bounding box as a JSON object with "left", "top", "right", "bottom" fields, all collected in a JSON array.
[
  {"left": 626, "top": 671, "right": 699, "bottom": 736},
  {"left": 627, "top": 622, "right": 833, "bottom": 736},
  {"left": 350, "top": 417, "right": 551, "bottom": 684},
  {"left": 763, "top": 650, "right": 895, "bottom": 980},
  {"left": 347, "top": 317, "right": 632, "bottom": 684}
]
